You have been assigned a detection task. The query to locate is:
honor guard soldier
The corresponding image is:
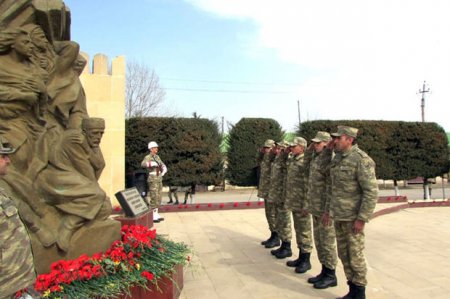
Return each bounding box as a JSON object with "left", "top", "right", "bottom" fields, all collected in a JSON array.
[{"left": 141, "top": 141, "right": 167, "bottom": 223}]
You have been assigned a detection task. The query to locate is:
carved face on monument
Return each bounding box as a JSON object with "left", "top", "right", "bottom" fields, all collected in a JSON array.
[
  {"left": 85, "top": 128, "right": 104, "bottom": 148},
  {"left": 82, "top": 118, "right": 105, "bottom": 148},
  {"left": 73, "top": 54, "right": 87, "bottom": 75},
  {"left": 29, "top": 27, "right": 48, "bottom": 50},
  {"left": 11, "top": 32, "right": 33, "bottom": 59}
]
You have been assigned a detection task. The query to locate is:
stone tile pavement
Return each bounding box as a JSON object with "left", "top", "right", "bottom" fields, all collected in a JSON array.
[{"left": 155, "top": 205, "right": 450, "bottom": 299}]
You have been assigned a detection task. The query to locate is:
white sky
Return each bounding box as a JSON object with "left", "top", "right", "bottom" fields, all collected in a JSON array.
[
  {"left": 67, "top": 0, "right": 450, "bottom": 132},
  {"left": 186, "top": 0, "right": 450, "bottom": 131}
]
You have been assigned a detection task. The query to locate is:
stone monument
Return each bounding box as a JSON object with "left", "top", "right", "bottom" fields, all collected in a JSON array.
[{"left": 0, "top": 0, "right": 121, "bottom": 273}]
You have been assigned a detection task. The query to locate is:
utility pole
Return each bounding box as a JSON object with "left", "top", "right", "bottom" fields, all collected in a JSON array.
[
  {"left": 418, "top": 81, "right": 431, "bottom": 199},
  {"left": 221, "top": 116, "right": 224, "bottom": 135},
  {"left": 418, "top": 81, "right": 430, "bottom": 122},
  {"left": 297, "top": 100, "right": 301, "bottom": 128}
]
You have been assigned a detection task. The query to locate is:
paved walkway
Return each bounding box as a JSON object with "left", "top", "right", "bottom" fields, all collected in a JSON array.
[{"left": 155, "top": 205, "right": 450, "bottom": 299}]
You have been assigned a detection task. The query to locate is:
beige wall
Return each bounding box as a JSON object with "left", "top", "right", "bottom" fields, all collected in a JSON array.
[{"left": 80, "top": 53, "right": 125, "bottom": 206}]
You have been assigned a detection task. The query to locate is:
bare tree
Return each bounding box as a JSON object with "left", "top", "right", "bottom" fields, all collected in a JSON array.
[{"left": 126, "top": 60, "right": 166, "bottom": 118}]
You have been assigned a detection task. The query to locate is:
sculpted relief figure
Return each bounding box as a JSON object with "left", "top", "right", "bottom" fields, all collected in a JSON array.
[
  {"left": 37, "top": 118, "right": 112, "bottom": 252},
  {"left": 0, "top": 27, "right": 56, "bottom": 247},
  {"left": 0, "top": 28, "right": 47, "bottom": 173},
  {"left": 0, "top": 1, "right": 119, "bottom": 272}
]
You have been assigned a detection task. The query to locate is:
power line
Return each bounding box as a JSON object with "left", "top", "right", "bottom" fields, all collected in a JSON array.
[
  {"left": 161, "top": 77, "right": 301, "bottom": 86},
  {"left": 164, "top": 87, "right": 295, "bottom": 94}
]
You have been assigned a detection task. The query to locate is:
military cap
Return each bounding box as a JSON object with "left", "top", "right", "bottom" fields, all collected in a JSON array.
[
  {"left": 0, "top": 137, "right": 16, "bottom": 154},
  {"left": 275, "top": 140, "right": 290, "bottom": 148},
  {"left": 263, "top": 139, "right": 275, "bottom": 148},
  {"left": 290, "top": 137, "right": 307, "bottom": 147},
  {"left": 311, "top": 131, "right": 332, "bottom": 143},
  {"left": 331, "top": 125, "right": 358, "bottom": 138}
]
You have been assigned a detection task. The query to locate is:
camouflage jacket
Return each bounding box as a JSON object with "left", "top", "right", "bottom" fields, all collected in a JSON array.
[
  {"left": 0, "top": 188, "right": 36, "bottom": 297},
  {"left": 307, "top": 148, "right": 333, "bottom": 216},
  {"left": 257, "top": 153, "right": 272, "bottom": 199},
  {"left": 268, "top": 153, "right": 287, "bottom": 203},
  {"left": 285, "top": 153, "right": 308, "bottom": 211},
  {"left": 141, "top": 154, "right": 165, "bottom": 177},
  {"left": 329, "top": 145, "right": 378, "bottom": 222}
]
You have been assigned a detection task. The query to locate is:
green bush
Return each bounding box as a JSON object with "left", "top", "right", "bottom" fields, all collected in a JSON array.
[
  {"left": 126, "top": 117, "right": 223, "bottom": 186},
  {"left": 226, "top": 118, "right": 283, "bottom": 186},
  {"left": 298, "top": 120, "right": 450, "bottom": 180}
]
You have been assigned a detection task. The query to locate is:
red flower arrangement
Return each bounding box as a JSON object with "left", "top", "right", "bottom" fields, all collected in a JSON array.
[{"left": 28, "top": 225, "right": 190, "bottom": 299}]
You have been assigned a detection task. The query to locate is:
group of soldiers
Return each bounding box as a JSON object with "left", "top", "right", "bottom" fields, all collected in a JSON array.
[{"left": 257, "top": 126, "right": 379, "bottom": 299}]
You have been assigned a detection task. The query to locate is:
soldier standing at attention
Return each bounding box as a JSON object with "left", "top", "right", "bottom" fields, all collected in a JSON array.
[
  {"left": 284, "top": 137, "right": 313, "bottom": 274},
  {"left": 330, "top": 126, "right": 378, "bottom": 299},
  {"left": 268, "top": 141, "right": 291, "bottom": 258},
  {"left": 305, "top": 131, "right": 338, "bottom": 289},
  {"left": 141, "top": 141, "right": 167, "bottom": 223},
  {"left": 258, "top": 139, "right": 279, "bottom": 247},
  {"left": 0, "top": 137, "right": 38, "bottom": 299}
]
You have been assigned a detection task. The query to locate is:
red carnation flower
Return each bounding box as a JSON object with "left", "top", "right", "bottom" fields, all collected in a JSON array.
[{"left": 141, "top": 271, "right": 154, "bottom": 281}]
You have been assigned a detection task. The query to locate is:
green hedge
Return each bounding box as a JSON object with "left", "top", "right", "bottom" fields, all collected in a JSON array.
[
  {"left": 226, "top": 118, "right": 283, "bottom": 186},
  {"left": 126, "top": 117, "right": 223, "bottom": 186},
  {"left": 298, "top": 120, "right": 450, "bottom": 180}
]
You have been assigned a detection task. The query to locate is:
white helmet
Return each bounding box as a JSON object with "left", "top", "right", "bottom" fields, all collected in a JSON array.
[{"left": 148, "top": 141, "right": 158, "bottom": 149}]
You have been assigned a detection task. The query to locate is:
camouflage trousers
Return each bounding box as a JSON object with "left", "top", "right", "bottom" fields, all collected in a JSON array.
[
  {"left": 312, "top": 215, "right": 337, "bottom": 269},
  {"left": 334, "top": 221, "right": 367, "bottom": 286},
  {"left": 147, "top": 175, "right": 163, "bottom": 209},
  {"left": 275, "top": 202, "right": 291, "bottom": 241},
  {"left": 264, "top": 198, "right": 277, "bottom": 232},
  {"left": 291, "top": 211, "right": 313, "bottom": 253}
]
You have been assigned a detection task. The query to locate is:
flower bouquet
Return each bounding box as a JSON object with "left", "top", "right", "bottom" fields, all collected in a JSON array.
[{"left": 28, "top": 225, "right": 190, "bottom": 298}]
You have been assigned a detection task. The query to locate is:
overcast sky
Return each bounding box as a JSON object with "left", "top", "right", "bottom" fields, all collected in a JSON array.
[{"left": 66, "top": 0, "right": 450, "bottom": 132}]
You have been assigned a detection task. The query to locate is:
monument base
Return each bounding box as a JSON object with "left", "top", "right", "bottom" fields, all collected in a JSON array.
[
  {"left": 114, "top": 210, "right": 153, "bottom": 228},
  {"left": 31, "top": 219, "right": 121, "bottom": 274}
]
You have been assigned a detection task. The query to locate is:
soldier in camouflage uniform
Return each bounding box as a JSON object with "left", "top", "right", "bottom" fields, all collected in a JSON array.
[
  {"left": 305, "top": 131, "right": 338, "bottom": 289},
  {"left": 141, "top": 141, "right": 167, "bottom": 223},
  {"left": 330, "top": 126, "right": 378, "bottom": 299},
  {"left": 285, "top": 137, "right": 313, "bottom": 274},
  {"left": 268, "top": 141, "right": 291, "bottom": 258},
  {"left": 258, "top": 139, "right": 279, "bottom": 247},
  {"left": 0, "top": 137, "right": 38, "bottom": 299}
]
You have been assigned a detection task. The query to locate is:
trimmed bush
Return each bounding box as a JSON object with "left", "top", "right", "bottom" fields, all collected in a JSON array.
[
  {"left": 126, "top": 117, "right": 223, "bottom": 187},
  {"left": 226, "top": 118, "right": 283, "bottom": 186},
  {"left": 298, "top": 120, "right": 450, "bottom": 180}
]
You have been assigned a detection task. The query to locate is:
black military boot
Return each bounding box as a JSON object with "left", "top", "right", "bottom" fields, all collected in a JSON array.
[
  {"left": 270, "top": 245, "right": 281, "bottom": 255},
  {"left": 286, "top": 250, "right": 302, "bottom": 267},
  {"left": 173, "top": 200, "right": 179, "bottom": 205},
  {"left": 264, "top": 232, "right": 280, "bottom": 248},
  {"left": 352, "top": 284, "right": 365, "bottom": 299},
  {"left": 307, "top": 264, "right": 325, "bottom": 284},
  {"left": 337, "top": 281, "right": 356, "bottom": 299},
  {"left": 275, "top": 241, "right": 292, "bottom": 259},
  {"left": 295, "top": 252, "right": 311, "bottom": 273},
  {"left": 313, "top": 266, "right": 337, "bottom": 289},
  {"left": 261, "top": 231, "right": 275, "bottom": 246}
]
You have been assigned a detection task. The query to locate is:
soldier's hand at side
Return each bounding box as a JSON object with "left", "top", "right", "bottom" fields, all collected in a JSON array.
[
  {"left": 321, "top": 212, "right": 331, "bottom": 226},
  {"left": 353, "top": 219, "right": 365, "bottom": 234}
]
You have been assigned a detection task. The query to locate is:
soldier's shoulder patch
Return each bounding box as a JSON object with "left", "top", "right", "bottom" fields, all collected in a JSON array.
[
  {"left": 355, "top": 148, "right": 369, "bottom": 159},
  {"left": 360, "top": 158, "right": 374, "bottom": 168}
]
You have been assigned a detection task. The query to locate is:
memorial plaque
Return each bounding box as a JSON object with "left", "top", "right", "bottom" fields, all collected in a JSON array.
[{"left": 115, "top": 187, "right": 150, "bottom": 217}]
